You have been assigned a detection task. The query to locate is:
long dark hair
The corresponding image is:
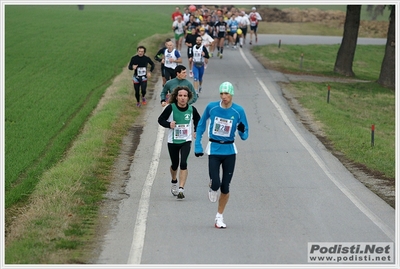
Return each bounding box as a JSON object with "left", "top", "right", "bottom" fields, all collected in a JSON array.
[{"left": 168, "top": 86, "right": 193, "bottom": 104}]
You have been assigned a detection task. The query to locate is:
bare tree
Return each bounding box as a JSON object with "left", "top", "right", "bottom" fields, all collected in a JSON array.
[
  {"left": 333, "top": 5, "right": 361, "bottom": 77},
  {"left": 377, "top": 5, "right": 395, "bottom": 89}
]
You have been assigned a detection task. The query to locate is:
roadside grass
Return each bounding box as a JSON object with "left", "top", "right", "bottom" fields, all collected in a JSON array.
[
  {"left": 252, "top": 45, "right": 395, "bottom": 179},
  {"left": 252, "top": 44, "right": 384, "bottom": 81},
  {"left": 5, "top": 4, "right": 394, "bottom": 264},
  {"left": 285, "top": 81, "right": 394, "bottom": 179},
  {"left": 257, "top": 22, "right": 345, "bottom": 36},
  {"left": 5, "top": 5, "right": 171, "bottom": 208},
  {"left": 5, "top": 31, "right": 170, "bottom": 264},
  {"left": 266, "top": 5, "right": 391, "bottom": 21}
]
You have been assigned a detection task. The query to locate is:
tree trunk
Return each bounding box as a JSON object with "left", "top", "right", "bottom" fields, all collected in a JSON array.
[
  {"left": 377, "top": 6, "right": 395, "bottom": 89},
  {"left": 333, "top": 5, "right": 361, "bottom": 77}
]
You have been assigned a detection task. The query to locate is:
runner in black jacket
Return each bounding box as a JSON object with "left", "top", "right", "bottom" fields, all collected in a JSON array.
[{"left": 128, "top": 45, "right": 155, "bottom": 107}]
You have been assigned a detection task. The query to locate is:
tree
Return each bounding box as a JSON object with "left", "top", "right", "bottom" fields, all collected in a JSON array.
[
  {"left": 377, "top": 5, "right": 395, "bottom": 89},
  {"left": 333, "top": 5, "right": 361, "bottom": 77}
]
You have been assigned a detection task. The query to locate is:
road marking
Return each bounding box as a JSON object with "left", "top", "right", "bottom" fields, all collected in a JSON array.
[
  {"left": 240, "top": 50, "right": 394, "bottom": 241},
  {"left": 128, "top": 124, "right": 165, "bottom": 264}
]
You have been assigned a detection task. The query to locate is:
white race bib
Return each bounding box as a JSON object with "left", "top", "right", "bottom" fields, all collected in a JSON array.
[
  {"left": 174, "top": 124, "right": 190, "bottom": 140},
  {"left": 212, "top": 117, "right": 232, "bottom": 137}
]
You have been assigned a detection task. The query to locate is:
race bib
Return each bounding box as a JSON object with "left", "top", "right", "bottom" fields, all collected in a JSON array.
[
  {"left": 212, "top": 117, "right": 232, "bottom": 137},
  {"left": 137, "top": 67, "right": 146, "bottom": 76},
  {"left": 174, "top": 124, "right": 190, "bottom": 140}
]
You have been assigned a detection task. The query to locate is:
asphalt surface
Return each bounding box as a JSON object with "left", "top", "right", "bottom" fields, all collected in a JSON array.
[{"left": 95, "top": 34, "right": 394, "bottom": 265}]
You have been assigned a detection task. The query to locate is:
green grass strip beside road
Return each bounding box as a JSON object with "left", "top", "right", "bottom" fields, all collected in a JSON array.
[
  {"left": 253, "top": 44, "right": 394, "bottom": 179},
  {"left": 5, "top": 5, "right": 171, "bottom": 208},
  {"left": 5, "top": 4, "right": 394, "bottom": 264}
]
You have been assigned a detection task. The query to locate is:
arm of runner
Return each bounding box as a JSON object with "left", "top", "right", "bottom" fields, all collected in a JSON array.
[
  {"left": 188, "top": 84, "right": 198, "bottom": 105},
  {"left": 158, "top": 105, "right": 173, "bottom": 128}
]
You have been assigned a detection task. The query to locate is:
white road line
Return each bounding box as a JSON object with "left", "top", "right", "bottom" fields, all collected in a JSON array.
[
  {"left": 127, "top": 48, "right": 393, "bottom": 265},
  {"left": 240, "top": 49, "right": 394, "bottom": 241},
  {"left": 128, "top": 124, "right": 165, "bottom": 264}
]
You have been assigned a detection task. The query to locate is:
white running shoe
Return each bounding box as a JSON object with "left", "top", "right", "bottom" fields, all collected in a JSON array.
[
  {"left": 215, "top": 216, "right": 226, "bottom": 229},
  {"left": 208, "top": 189, "right": 218, "bottom": 203},
  {"left": 171, "top": 183, "right": 178, "bottom": 196},
  {"left": 177, "top": 188, "right": 185, "bottom": 199}
]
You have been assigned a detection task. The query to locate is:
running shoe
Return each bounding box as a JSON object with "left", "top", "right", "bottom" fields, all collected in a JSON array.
[
  {"left": 136, "top": 102, "right": 141, "bottom": 108},
  {"left": 233, "top": 45, "right": 237, "bottom": 49},
  {"left": 217, "top": 52, "right": 220, "bottom": 57},
  {"left": 219, "top": 54, "right": 223, "bottom": 59},
  {"left": 249, "top": 41, "right": 252, "bottom": 45},
  {"left": 240, "top": 44, "right": 242, "bottom": 48},
  {"left": 189, "top": 70, "right": 193, "bottom": 77},
  {"left": 142, "top": 97, "right": 147, "bottom": 105},
  {"left": 215, "top": 216, "right": 226, "bottom": 229},
  {"left": 199, "top": 87, "right": 202, "bottom": 93},
  {"left": 210, "top": 53, "right": 213, "bottom": 57},
  {"left": 208, "top": 188, "right": 218, "bottom": 203},
  {"left": 177, "top": 188, "right": 185, "bottom": 199},
  {"left": 171, "top": 183, "right": 178, "bottom": 196}
]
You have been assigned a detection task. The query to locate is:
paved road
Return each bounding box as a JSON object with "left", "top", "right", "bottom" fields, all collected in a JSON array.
[{"left": 95, "top": 34, "right": 394, "bottom": 265}]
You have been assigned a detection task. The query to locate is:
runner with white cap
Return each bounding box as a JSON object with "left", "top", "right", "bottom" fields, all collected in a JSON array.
[{"left": 249, "top": 6, "right": 262, "bottom": 45}]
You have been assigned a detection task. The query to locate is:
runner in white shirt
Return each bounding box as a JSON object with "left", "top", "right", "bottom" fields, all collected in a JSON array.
[
  {"left": 162, "top": 40, "right": 182, "bottom": 81},
  {"left": 183, "top": 8, "right": 190, "bottom": 24},
  {"left": 199, "top": 27, "right": 214, "bottom": 58},
  {"left": 238, "top": 11, "right": 250, "bottom": 46},
  {"left": 172, "top": 16, "right": 186, "bottom": 52},
  {"left": 249, "top": 7, "right": 262, "bottom": 45}
]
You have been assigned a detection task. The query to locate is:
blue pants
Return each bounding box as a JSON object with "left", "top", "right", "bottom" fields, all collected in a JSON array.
[{"left": 192, "top": 63, "right": 205, "bottom": 82}]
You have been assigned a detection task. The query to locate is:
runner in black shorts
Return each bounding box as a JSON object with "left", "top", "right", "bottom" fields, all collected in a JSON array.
[{"left": 215, "top": 16, "right": 227, "bottom": 59}]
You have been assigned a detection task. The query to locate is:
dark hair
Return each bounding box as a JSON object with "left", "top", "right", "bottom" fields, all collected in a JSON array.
[
  {"left": 137, "top": 45, "right": 146, "bottom": 53},
  {"left": 175, "top": 65, "right": 186, "bottom": 75},
  {"left": 169, "top": 86, "right": 193, "bottom": 104},
  {"left": 165, "top": 38, "right": 171, "bottom": 43}
]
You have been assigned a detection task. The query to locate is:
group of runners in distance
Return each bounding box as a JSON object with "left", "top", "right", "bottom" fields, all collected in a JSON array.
[
  {"left": 127, "top": 5, "right": 257, "bottom": 229},
  {"left": 175, "top": 5, "right": 263, "bottom": 58}
]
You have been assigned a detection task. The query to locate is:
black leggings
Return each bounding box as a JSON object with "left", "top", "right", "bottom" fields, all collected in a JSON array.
[
  {"left": 208, "top": 154, "right": 236, "bottom": 194},
  {"left": 167, "top": 141, "right": 191, "bottom": 171},
  {"left": 133, "top": 77, "right": 147, "bottom": 102}
]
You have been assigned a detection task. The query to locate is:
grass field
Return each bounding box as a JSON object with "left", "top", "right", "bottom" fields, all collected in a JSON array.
[
  {"left": 5, "top": 5, "right": 171, "bottom": 208},
  {"left": 252, "top": 44, "right": 395, "bottom": 179},
  {"left": 4, "top": 4, "right": 395, "bottom": 264},
  {"left": 268, "top": 5, "right": 391, "bottom": 21}
]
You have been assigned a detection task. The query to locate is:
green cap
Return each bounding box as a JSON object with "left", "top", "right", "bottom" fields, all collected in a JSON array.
[{"left": 219, "top": 82, "right": 234, "bottom": 95}]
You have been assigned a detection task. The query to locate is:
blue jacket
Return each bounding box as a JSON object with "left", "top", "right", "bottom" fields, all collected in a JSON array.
[{"left": 195, "top": 101, "right": 248, "bottom": 155}]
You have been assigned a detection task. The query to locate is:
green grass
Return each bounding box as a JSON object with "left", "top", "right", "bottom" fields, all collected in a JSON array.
[
  {"left": 289, "top": 82, "right": 394, "bottom": 178},
  {"left": 252, "top": 44, "right": 395, "bottom": 179},
  {"left": 5, "top": 5, "right": 171, "bottom": 208},
  {"left": 4, "top": 4, "right": 395, "bottom": 264},
  {"left": 5, "top": 31, "right": 169, "bottom": 263},
  {"left": 253, "top": 44, "right": 385, "bottom": 80},
  {"left": 267, "top": 5, "right": 391, "bottom": 21}
]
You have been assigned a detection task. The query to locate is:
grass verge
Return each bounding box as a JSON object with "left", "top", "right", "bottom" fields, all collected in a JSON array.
[
  {"left": 251, "top": 44, "right": 395, "bottom": 180},
  {"left": 5, "top": 33, "right": 169, "bottom": 264}
]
